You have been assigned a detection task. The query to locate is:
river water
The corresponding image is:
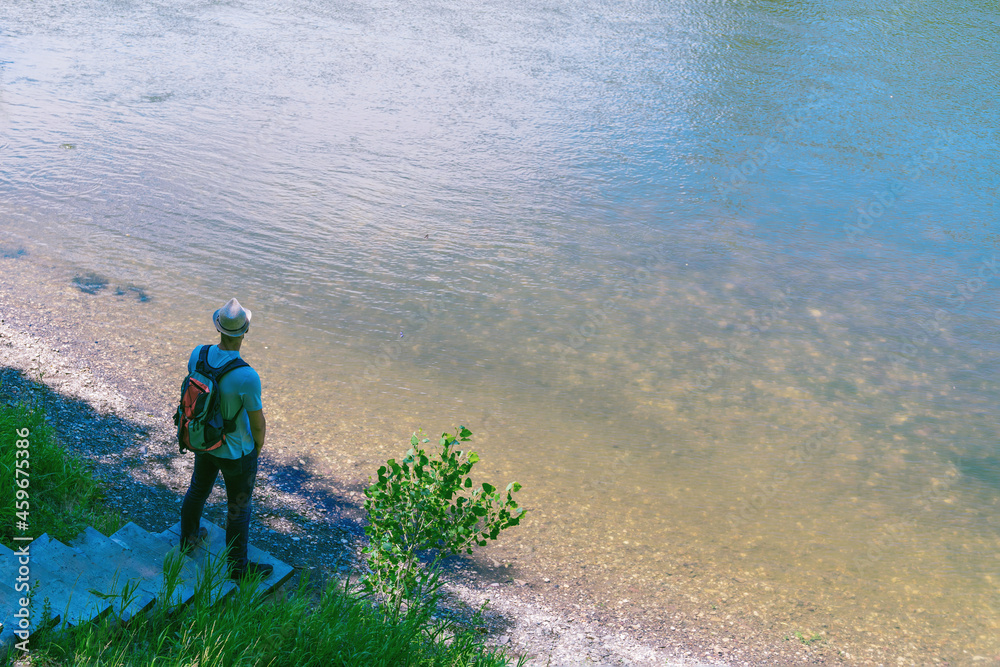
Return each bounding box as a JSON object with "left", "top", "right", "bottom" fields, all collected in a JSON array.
[{"left": 2, "top": 0, "right": 998, "bottom": 662}]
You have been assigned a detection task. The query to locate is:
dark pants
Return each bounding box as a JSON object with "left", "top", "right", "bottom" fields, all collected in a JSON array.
[{"left": 180, "top": 449, "right": 259, "bottom": 572}]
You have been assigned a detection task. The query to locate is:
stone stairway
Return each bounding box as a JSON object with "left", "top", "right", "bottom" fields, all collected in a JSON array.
[{"left": 1, "top": 519, "right": 294, "bottom": 650}]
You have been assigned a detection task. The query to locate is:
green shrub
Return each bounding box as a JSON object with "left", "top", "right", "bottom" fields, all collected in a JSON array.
[{"left": 362, "top": 427, "right": 525, "bottom": 617}]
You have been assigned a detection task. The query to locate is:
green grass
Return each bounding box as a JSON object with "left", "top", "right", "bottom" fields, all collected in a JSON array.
[
  {"left": 791, "top": 630, "right": 824, "bottom": 646},
  {"left": 5, "top": 563, "right": 523, "bottom": 666},
  {"left": 1, "top": 398, "right": 524, "bottom": 666},
  {"left": 0, "top": 398, "right": 121, "bottom": 549}
]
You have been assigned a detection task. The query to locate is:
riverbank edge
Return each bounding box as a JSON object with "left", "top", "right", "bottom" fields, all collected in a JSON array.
[{"left": 0, "top": 315, "right": 736, "bottom": 667}]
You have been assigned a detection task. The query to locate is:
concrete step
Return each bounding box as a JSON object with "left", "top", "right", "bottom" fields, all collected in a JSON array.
[
  {"left": 19, "top": 536, "right": 109, "bottom": 631},
  {"left": 0, "top": 542, "right": 51, "bottom": 652},
  {"left": 150, "top": 523, "right": 236, "bottom": 607},
  {"left": 0, "top": 580, "right": 29, "bottom": 652},
  {"left": 0, "top": 542, "right": 19, "bottom": 615},
  {"left": 108, "top": 523, "right": 198, "bottom": 610},
  {"left": 69, "top": 526, "right": 165, "bottom": 618},
  {"left": 0, "top": 536, "right": 104, "bottom": 634},
  {"left": 159, "top": 520, "right": 294, "bottom": 598},
  {"left": 2, "top": 518, "right": 295, "bottom": 654},
  {"left": 28, "top": 535, "right": 115, "bottom": 628},
  {"left": 33, "top": 533, "right": 155, "bottom": 624},
  {"left": 0, "top": 540, "right": 21, "bottom": 591}
]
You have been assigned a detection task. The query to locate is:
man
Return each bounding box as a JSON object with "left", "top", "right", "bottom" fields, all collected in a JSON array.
[{"left": 179, "top": 298, "right": 273, "bottom": 581}]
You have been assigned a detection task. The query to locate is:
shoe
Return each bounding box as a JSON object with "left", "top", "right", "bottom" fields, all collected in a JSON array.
[
  {"left": 230, "top": 561, "right": 273, "bottom": 582},
  {"left": 179, "top": 527, "right": 209, "bottom": 556}
]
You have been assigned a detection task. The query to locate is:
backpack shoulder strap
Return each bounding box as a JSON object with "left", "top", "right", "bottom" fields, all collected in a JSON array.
[
  {"left": 198, "top": 347, "right": 249, "bottom": 381},
  {"left": 214, "top": 357, "right": 252, "bottom": 431},
  {"left": 215, "top": 357, "right": 250, "bottom": 380},
  {"left": 194, "top": 345, "right": 211, "bottom": 374}
]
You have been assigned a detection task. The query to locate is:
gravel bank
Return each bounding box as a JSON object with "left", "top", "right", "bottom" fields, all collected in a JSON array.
[
  {"left": 1, "top": 255, "right": 910, "bottom": 666},
  {"left": 0, "top": 322, "right": 733, "bottom": 667}
]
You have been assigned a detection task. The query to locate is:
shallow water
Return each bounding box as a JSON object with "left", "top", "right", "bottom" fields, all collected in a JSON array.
[{"left": 2, "top": 0, "right": 999, "bottom": 661}]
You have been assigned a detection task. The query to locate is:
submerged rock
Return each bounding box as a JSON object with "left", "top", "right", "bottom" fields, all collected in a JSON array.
[
  {"left": 0, "top": 244, "right": 27, "bottom": 258},
  {"left": 115, "top": 284, "right": 151, "bottom": 302},
  {"left": 72, "top": 272, "right": 108, "bottom": 294}
]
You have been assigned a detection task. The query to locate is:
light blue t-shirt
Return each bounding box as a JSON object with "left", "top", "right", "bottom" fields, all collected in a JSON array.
[{"left": 187, "top": 345, "right": 262, "bottom": 459}]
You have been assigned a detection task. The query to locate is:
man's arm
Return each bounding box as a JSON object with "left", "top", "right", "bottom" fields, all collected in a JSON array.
[{"left": 248, "top": 409, "right": 266, "bottom": 454}]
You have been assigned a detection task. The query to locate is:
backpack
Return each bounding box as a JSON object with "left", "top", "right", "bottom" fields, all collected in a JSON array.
[{"left": 173, "top": 345, "right": 250, "bottom": 453}]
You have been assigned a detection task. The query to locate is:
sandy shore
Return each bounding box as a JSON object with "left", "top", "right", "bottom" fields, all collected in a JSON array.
[
  {"left": 0, "top": 255, "right": 911, "bottom": 666},
  {"left": 0, "top": 313, "right": 725, "bottom": 667}
]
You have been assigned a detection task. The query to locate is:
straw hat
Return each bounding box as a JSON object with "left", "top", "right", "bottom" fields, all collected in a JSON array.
[{"left": 213, "top": 298, "right": 252, "bottom": 337}]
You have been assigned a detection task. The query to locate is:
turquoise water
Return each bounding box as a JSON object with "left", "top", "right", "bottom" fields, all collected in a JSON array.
[{"left": 2, "top": 0, "right": 998, "bottom": 661}]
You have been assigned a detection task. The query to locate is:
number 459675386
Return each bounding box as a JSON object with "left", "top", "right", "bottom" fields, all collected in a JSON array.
[{"left": 15, "top": 427, "right": 30, "bottom": 497}]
